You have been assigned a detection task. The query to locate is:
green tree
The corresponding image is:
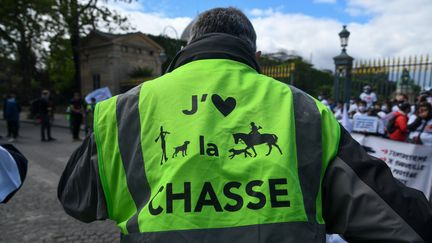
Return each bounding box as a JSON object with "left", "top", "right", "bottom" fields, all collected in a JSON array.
[
  {"left": 258, "top": 55, "right": 334, "bottom": 98},
  {"left": 0, "top": 0, "right": 53, "bottom": 96},
  {"left": 45, "top": 37, "right": 75, "bottom": 93},
  {"left": 147, "top": 34, "right": 186, "bottom": 72},
  {"left": 52, "top": 0, "right": 131, "bottom": 92}
]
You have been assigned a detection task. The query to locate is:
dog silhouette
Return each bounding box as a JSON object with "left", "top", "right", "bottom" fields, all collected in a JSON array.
[
  {"left": 228, "top": 148, "right": 253, "bottom": 159},
  {"left": 172, "top": 141, "right": 190, "bottom": 158}
]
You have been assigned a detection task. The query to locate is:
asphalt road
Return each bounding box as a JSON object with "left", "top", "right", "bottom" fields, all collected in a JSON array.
[{"left": 0, "top": 121, "right": 119, "bottom": 243}]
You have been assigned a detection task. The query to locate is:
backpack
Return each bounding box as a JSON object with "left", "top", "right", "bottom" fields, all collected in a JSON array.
[{"left": 386, "top": 114, "right": 397, "bottom": 134}]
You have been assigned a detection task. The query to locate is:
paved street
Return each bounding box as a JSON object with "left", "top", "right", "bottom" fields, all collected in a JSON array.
[{"left": 0, "top": 121, "right": 119, "bottom": 243}]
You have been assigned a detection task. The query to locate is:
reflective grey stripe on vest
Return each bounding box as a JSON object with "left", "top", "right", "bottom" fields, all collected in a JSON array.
[
  {"left": 121, "top": 222, "right": 325, "bottom": 243},
  {"left": 290, "top": 86, "right": 322, "bottom": 223},
  {"left": 116, "top": 85, "right": 151, "bottom": 233}
]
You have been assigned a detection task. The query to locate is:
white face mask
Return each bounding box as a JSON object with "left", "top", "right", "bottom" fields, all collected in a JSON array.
[
  {"left": 381, "top": 105, "right": 388, "bottom": 112},
  {"left": 359, "top": 106, "right": 366, "bottom": 112}
]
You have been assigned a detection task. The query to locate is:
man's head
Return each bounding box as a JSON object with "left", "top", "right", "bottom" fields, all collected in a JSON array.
[
  {"left": 418, "top": 102, "right": 432, "bottom": 119},
  {"left": 188, "top": 7, "right": 257, "bottom": 52},
  {"left": 358, "top": 101, "right": 367, "bottom": 113},
  {"left": 363, "top": 85, "right": 372, "bottom": 94},
  {"left": 395, "top": 93, "right": 408, "bottom": 103},
  {"left": 398, "top": 102, "right": 411, "bottom": 114},
  {"left": 73, "top": 92, "right": 81, "bottom": 100},
  {"left": 41, "top": 90, "right": 50, "bottom": 99}
]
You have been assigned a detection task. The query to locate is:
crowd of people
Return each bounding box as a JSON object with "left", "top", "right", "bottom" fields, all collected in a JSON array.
[
  {"left": 1, "top": 90, "right": 96, "bottom": 143},
  {"left": 322, "top": 85, "right": 432, "bottom": 146}
]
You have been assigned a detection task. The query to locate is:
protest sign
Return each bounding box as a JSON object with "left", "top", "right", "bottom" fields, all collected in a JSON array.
[
  {"left": 353, "top": 116, "right": 379, "bottom": 133},
  {"left": 352, "top": 133, "right": 432, "bottom": 200},
  {"left": 85, "top": 87, "right": 112, "bottom": 104}
]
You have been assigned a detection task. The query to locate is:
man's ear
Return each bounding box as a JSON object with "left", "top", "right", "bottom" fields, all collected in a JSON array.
[{"left": 255, "top": 51, "right": 262, "bottom": 59}]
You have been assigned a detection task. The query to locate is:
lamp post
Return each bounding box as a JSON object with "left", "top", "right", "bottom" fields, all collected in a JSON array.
[{"left": 333, "top": 25, "right": 354, "bottom": 105}]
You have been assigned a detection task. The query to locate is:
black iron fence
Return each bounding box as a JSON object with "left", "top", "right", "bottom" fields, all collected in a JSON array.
[{"left": 352, "top": 55, "right": 432, "bottom": 99}]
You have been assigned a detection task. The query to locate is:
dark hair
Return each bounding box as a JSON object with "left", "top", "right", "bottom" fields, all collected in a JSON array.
[
  {"left": 418, "top": 102, "right": 432, "bottom": 111},
  {"left": 189, "top": 7, "right": 257, "bottom": 51},
  {"left": 417, "top": 102, "right": 432, "bottom": 120},
  {"left": 398, "top": 102, "right": 411, "bottom": 112}
]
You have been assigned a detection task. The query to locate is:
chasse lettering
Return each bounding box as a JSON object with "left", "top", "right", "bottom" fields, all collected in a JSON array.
[{"left": 149, "top": 178, "right": 290, "bottom": 215}]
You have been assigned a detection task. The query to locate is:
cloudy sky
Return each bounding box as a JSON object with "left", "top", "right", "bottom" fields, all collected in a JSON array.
[{"left": 105, "top": 0, "right": 432, "bottom": 69}]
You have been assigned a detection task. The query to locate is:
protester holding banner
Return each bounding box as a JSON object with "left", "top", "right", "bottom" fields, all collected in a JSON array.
[
  {"left": 408, "top": 102, "right": 432, "bottom": 145},
  {"left": 388, "top": 102, "right": 411, "bottom": 142},
  {"left": 353, "top": 100, "right": 368, "bottom": 119}
]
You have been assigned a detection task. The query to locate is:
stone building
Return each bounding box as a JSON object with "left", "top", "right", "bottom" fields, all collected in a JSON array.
[{"left": 80, "top": 30, "right": 164, "bottom": 95}]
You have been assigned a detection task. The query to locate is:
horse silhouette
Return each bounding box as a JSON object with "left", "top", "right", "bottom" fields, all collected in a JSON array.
[{"left": 233, "top": 133, "right": 282, "bottom": 157}]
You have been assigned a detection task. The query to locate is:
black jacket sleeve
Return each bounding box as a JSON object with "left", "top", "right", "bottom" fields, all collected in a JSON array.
[
  {"left": 323, "top": 127, "right": 432, "bottom": 243},
  {"left": 57, "top": 134, "right": 108, "bottom": 222},
  {"left": 1, "top": 144, "right": 27, "bottom": 203}
]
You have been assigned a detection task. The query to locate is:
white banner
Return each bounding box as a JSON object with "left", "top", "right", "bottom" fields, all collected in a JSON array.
[{"left": 352, "top": 133, "right": 432, "bottom": 200}]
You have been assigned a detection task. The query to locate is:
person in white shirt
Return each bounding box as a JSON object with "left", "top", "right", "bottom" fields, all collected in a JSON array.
[
  {"left": 353, "top": 101, "right": 368, "bottom": 119},
  {"left": 359, "top": 85, "right": 377, "bottom": 109},
  {"left": 408, "top": 102, "right": 432, "bottom": 145},
  {"left": 333, "top": 101, "right": 344, "bottom": 120}
]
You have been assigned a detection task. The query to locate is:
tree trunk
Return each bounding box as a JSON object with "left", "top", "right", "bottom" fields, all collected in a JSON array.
[
  {"left": 17, "top": 25, "right": 35, "bottom": 99},
  {"left": 69, "top": 0, "right": 81, "bottom": 94}
]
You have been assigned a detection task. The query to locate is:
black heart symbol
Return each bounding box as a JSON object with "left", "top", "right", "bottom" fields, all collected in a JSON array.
[{"left": 211, "top": 94, "right": 236, "bottom": 117}]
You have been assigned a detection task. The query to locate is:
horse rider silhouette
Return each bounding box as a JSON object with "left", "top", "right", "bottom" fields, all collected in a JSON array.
[{"left": 232, "top": 122, "right": 282, "bottom": 157}]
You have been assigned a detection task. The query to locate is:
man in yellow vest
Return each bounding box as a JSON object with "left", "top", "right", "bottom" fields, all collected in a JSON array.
[{"left": 58, "top": 7, "right": 432, "bottom": 243}]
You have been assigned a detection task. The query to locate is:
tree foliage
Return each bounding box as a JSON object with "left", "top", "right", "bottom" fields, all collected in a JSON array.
[
  {"left": 0, "top": 0, "right": 133, "bottom": 102},
  {"left": 0, "top": 0, "right": 54, "bottom": 97},
  {"left": 51, "top": 0, "right": 132, "bottom": 92},
  {"left": 147, "top": 34, "right": 186, "bottom": 72},
  {"left": 45, "top": 37, "right": 75, "bottom": 92},
  {"left": 258, "top": 55, "right": 334, "bottom": 98}
]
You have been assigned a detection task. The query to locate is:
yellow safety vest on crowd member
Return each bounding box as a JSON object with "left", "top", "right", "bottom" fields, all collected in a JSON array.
[{"left": 59, "top": 33, "right": 432, "bottom": 243}]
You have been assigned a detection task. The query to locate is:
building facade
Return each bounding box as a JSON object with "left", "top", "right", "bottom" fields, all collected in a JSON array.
[{"left": 80, "top": 30, "right": 164, "bottom": 95}]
